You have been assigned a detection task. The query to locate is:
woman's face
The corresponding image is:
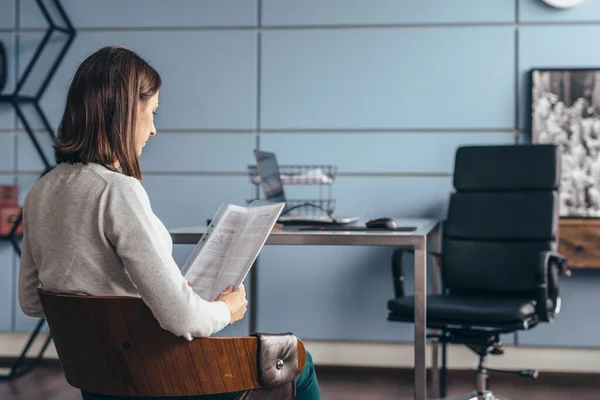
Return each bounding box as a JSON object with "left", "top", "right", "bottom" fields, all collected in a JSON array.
[{"left": 135, "top": 91, "right": 159, "bottom": 156}]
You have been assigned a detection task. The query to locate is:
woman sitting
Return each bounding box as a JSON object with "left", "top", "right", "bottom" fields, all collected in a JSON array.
[{"left": 18, "top": 45, "right": 321, "bottom": 400}]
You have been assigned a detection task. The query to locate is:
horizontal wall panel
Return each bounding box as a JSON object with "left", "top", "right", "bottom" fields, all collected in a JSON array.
[
  {"left": 15, "top": 173, "right": 38, "bottom": 204},
  {"left": 16, "top": 133, "right": 54, "bottom": 172},
  {"left": 19, "top": 30, "right": 257, "bottom": 130},
  {"left": 518, "top": 25, "right": 600, "bottom": 130},
  {"left": 518, "top": 270, "right": 600, "bottom": 348},
  {"left": 139, "top": 133, "right": 255, "bottom": 173},
  {"left": 141, "top": 175, "right": 251, "bottom": 230},
  {"left": 284, "top": 176, "right": 452, "bottom": 219},
  {"left": 14, "top": 33, "right": 65, "bottom": 98},
  {"left": 18, "top": 0, "right": 64, "bottom": 30},
  {"left": 0, "top": 105, "right": 14, "bottom": 133},
  {"left": 0, "top": 175, "right": 15, "bottom": 186},
  {"left": 261, "top": 27, "right": 515, "bottom": 130},
  {"left": 260, "top": 132, "right": 516, "bottom": 174},
  {"left": 262, "top": 0, "right": 515, "bottom": 26},
  {"left": 519, "top": 0, "right": 600, "bottom": 23},
  {"left": 0, "top": 0, "right": 15, "bottom": 28},
  {"left": 19, "top": 0, "right": 257, "bottom": 29},
  {"left": 0, "top": 133, "right": 15, "bottom": 171},
  {"left": 257, "top": 245, "right": 413, "bottom": 342},
  {"left": 19, "top": 132, "right": 257, "bottom": 174},
  {"left": 0, "top": 33, "right": 15, "bottom": 130}
]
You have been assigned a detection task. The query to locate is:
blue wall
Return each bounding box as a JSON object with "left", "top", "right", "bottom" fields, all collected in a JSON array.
[{"left": 1, "top": 0, "right": 600, "bottom": 347}]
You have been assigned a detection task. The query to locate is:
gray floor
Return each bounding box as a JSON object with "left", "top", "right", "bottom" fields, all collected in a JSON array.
[
  {"left": 315, "top": 366, "right": 600, "bottom": 400},
  {"left": 1, "top": 363, "right": 599, "bottom": 399}
]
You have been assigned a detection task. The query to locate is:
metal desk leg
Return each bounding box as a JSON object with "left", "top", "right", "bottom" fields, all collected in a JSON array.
[
  {"left": 414, "top": 238, "right": 427, "bottom": 400},
  {"left": 430, "top": 225, "right": 442, "bottom": 399},
  {"left": 249, "top": 258, "right": 258, "bottom": 334}
]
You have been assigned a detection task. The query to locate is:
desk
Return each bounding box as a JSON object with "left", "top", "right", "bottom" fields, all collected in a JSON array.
[{"left": 170, "top": 218, "right": 440, "bottom": 400}]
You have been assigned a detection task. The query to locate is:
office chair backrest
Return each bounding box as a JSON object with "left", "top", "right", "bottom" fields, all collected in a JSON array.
[
  {"left": 37, "top": 289, "right": 306, "bottom": 398},
  {"left": 443, "top": 144, "right": 560, "bottom": 296}
]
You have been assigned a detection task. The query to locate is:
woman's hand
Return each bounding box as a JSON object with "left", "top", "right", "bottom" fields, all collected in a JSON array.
[{"left": 216, "top": 284, "right": 248, "bottom": 324}]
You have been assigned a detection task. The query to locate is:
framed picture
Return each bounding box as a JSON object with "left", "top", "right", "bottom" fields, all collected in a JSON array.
[{"left": 530, "top": 68, "right": 600, "bottom": 218}]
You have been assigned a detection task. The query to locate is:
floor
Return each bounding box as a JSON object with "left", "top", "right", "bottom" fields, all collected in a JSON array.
[
  {"left": 316, "top": 367, "right": 600, "bottom": 400},
  {"left": 0, "top": 363, "right": 599, "bottom": 400}
]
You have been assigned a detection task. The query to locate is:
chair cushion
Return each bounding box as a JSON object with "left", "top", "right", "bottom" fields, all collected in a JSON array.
[{"left": 387, "top": 295, "right": 552, "bottom": 326}]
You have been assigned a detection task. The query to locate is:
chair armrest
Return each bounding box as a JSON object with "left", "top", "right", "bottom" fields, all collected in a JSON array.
[
  {"left": 391, "top": 248, "right": 441, "bottom": 298},
  {"left": 548, "top": 251, "right": 571, "bottom": 277},
  {"left": 536, "top": 251, "right": 570, "bottom": 322},
  {"left": 250, "top": 333, "right": 300, "bottom": 388}
]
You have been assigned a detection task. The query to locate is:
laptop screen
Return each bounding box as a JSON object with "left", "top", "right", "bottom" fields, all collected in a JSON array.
[{"left": 253, "top": 150, "right": 287, "bottom": 203}]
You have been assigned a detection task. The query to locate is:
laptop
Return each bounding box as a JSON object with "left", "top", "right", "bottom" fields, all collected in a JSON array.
[{"left": 253, "top": 149, "right": 360, "bottom": 225}]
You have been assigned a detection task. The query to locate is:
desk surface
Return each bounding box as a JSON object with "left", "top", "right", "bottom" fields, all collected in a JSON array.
[{"left": 170, "top": 218, "right": 439, "bottom": 246}]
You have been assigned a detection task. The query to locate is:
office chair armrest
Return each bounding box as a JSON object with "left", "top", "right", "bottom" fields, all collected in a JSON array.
[
  {"left": 536, "top": 251, "right": 570, "bottom": 322},
  {"left": 391, "top": 248, "right": 441, "bottom": 298},
  {"left": 548, "top": 251, "right": 571, "bottom": 277}
]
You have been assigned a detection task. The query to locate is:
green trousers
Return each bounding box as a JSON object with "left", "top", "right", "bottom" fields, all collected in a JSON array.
[{"left": 82, "top": 351, "right": 321, "bottom": 400}]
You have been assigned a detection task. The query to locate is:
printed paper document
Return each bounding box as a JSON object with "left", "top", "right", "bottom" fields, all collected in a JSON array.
[{"left": 181, "top": 200, "right": 285, "bottom": 301}]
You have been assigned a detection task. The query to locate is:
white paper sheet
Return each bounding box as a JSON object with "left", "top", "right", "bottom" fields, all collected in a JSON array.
[
  {"left": 250, "top": 168, "right": 334, "bottom": 185},
  {"left": 181, "top": 200, "right": 285, "bottom": 301}
]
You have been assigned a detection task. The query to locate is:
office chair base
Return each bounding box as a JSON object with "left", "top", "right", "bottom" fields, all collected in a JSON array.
[{"left": 436, "top": 392, "right": 508, "bottom": 400}]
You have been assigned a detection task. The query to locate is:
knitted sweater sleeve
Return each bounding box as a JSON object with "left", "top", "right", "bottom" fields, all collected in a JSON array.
[{"left": 103, "top": 178, "right": 231, "bottom": 339}]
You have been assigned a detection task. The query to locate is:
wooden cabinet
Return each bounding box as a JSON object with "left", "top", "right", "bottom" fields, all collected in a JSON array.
[{"left": 558, "top": 219, "right": 600, "bottom": 270}]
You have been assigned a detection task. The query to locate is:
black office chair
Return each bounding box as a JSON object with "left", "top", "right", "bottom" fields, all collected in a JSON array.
[{"left": 387, "top": 144, "right": 570, "bottom": 400}]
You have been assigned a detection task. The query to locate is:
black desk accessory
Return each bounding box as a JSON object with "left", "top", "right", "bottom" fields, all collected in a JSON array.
[{"left": 366, "top": 217, "right": 397, "bottom": 229}]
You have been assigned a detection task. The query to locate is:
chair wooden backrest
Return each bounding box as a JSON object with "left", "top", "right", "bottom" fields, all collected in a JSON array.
[{"left": 37, "top": 289, "right": 306, "bottom": 397}]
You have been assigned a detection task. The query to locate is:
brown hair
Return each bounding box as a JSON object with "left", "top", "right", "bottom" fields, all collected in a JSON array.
[{"left": 54, "top": 45, "right": 161, "bottom": 179}]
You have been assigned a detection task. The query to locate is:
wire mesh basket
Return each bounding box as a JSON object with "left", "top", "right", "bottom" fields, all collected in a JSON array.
[
  {"left": 247, "top": 163, "right": 339, "bottom": 218},
  {"left": 247, "top": 164, "right": 337, "bottom": 186}
]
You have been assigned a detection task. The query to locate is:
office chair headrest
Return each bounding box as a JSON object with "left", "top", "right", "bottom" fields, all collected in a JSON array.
[{"left": 454, "top": 144, "right": 560, "bottom": 191}]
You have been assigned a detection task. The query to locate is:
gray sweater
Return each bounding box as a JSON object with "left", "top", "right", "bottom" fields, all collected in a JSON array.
[{"left": 18, "top": 162, "right": 231, "bottom": 339}]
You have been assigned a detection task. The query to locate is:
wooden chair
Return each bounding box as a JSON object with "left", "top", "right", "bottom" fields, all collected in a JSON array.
[{"left": 37, "top": 289, "right": 306, "bottom": 399}]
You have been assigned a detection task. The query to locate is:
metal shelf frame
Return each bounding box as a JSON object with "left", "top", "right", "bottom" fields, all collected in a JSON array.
[{"left": 0, "top": 0, "right": 75, "bottom": 380}]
